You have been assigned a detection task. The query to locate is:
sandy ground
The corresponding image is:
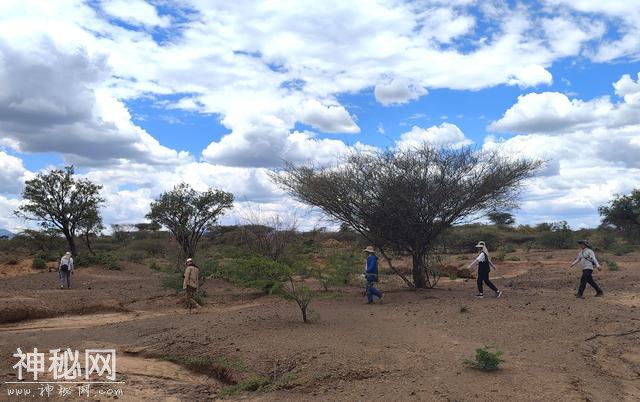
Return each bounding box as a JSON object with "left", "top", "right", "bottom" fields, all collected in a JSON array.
[{"left": 0, "top": 249, "right": 639, "bottom": 401}]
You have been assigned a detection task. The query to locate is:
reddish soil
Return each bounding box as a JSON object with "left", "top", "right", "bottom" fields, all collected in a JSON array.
[{"left": 1, "top": 249, "right": 639, "bottom": 401}]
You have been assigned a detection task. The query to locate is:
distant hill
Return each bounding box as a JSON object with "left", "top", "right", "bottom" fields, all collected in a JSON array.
[{"left": 0, "top": 229, "right": 14, "bottom": 239}]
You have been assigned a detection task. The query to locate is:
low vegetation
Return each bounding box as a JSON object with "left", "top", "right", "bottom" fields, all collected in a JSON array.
[{"left": 464, "top": 347, "right": 504, "bottom": 371}]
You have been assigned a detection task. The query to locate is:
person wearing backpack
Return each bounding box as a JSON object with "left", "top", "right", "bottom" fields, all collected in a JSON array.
[
  {"left": 569, "top": 240, "right": 603, "bottom": 298},
  {"left": 363, "top": 246, "right": 383, "bottom": 304},
  {"left": 467, "top": 241, "right": 502, "bottom": 299},
  {"left": 58, "top": 252, "right": 74, "bottom": 289}
]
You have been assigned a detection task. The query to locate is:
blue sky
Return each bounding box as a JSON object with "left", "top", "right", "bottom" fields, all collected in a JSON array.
[{"left": 1, "top": 0, "right": 640, "bottom": 231}]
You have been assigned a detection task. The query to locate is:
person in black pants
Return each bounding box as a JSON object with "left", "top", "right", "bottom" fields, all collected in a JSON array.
[
  {"left": 467, "top": 241, "right": 502, "bottom": 299},
  {"left": 570, "top": 240, "right": 603, "bottom": 298}
]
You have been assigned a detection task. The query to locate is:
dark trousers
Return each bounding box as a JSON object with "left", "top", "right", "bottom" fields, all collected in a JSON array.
[
  {"left": 477, "top": 267, "right": 498, "bottom": 294},
  {"left": 577, "top": 269, "right": 603, "bottom": 296},
  {"left": 59, "top": 270, "right": 71, "bottom": 288}
]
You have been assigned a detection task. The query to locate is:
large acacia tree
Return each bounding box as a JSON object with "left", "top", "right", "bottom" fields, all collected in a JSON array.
[
  {"left": 273, "top": 145, "right": 540, "bottom": 288},
  {"left": 16, "top": 166, "right": 104, "bottom": 256},
  {"left": 146, "top": 183, "right": 234, "bottom": 259}
]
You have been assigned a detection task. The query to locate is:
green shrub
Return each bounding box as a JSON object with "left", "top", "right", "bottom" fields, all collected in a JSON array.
[
  {"left": 501, "top": 243, "right": 516, "bottom": 253},
  {"left": 600, "top": 257, "right": 619, "bottom": 271},
  {"left": 192, "top": 289, "right": 207, "bottom": 305},
  {"left": 464, "top": 347, "right": 504, "bottom": 371},
  {"left": 325, "top": 249, "right": 360, "bottom": 286},
  {"left": 161, "top": 274, "right": 183, "bottom": 291},
  {"left": 149, "top": 260, "right": 162, "bottom": 271},
  {"left": 220, "top": 376, "right": 272, "bottom": 397},
  {"left": 217, "top": 256, "right": 291, "bottom": 294},
  {"left": 75, "top": 253, "right": 121, "bottom": 270},
  {"left": 610, "top": 242, "right": 634, "bottom": 256},
  {"left": 126, "top": 251, "right": 145, "bottom": 263},
  {"left": 505, "top": 255, "right": 520, "bottom": 261},
  {"left": 32, "top": 257, "right": 47, "bottom": 270}
]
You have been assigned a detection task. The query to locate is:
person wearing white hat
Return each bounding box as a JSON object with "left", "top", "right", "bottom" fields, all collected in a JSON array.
[
  {"left": 363, "top": 246, "right": 383, "bottom": 304},
  {"left": 569, "top": 240, "right": 603, "bottom": 298},
  {"left": 467, "top": 241, "right": 502, "bottom": 298},
  {"left": 58, "top": 251, "right": 74, "bottom": 289},
  {"left": 183, "top": 258, "right": 201, "bottom": 310}
]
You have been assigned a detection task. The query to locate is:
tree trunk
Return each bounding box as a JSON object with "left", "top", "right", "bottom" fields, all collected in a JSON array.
[
  {"left": 412, "top": 253, "right": 427, "bottom": 288},
  {"left": 378, "top": 249, "right": 414, "bottom": 288},
  {"left": 63, "top": 231, "right": 77, "bottom": 256},
  {"left": 83, "top": 232, "right": 96, "bottom": 256}
]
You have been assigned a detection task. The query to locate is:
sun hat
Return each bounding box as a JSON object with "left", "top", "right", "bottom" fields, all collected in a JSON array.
[
  {"left": 186, "top": 258, "right": 193, "bottom": 263},
  {"left": 577, "top": 240, "right": 590, "bottom": 246},
  {"left": 363, "top": 246, "right": 376, "bottom": 253},
  {"left": 474, "top": 241, "right": 486, "bottom": 248}
]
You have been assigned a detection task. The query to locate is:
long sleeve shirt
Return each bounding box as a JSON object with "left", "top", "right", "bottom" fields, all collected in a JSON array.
[
  {"left": 365, "top": 254, "right": 378, "bottom": 275},
  {"left": 571, "top": 249, "right": 600, "bottom": 270},
  {"left": 183, "top": 265, "right": 200, "bottom": 289},
  {"left": 59, "top": 257, "right": 74, "bottom": 271}
]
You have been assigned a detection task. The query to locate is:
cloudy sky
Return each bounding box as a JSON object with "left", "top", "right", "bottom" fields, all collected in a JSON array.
[{"left": 1, "top": 0, "right": 639, "bottom": 231}]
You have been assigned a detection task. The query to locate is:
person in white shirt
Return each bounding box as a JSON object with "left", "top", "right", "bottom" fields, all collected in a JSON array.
[
  {"left": 467, "top": 241, "right": 502, "bottom": 299},
  {"left": 569, "top": 240, "right": 603, "bottom": 298},
  {"left": 58, "top": 252, "right": 74, "bottom": 289}
]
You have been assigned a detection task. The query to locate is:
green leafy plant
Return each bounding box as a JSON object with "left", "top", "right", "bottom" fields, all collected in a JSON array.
[
  {"left": 31, "top": 257, "right": 47, "bottom": 270},
  {"left": 600, "top": 257, "right": 619, "bottom": 271},
  {"left": 220, "top": 376, "right": 272, "bottom": 397},
  {"left": 464, "top": 347, "right": 504, "bottom": 371},
  {"left": 192, "top": 289, "right": 207, "bottom": 305},
  {"left": 161, "top": 274, "right": 183, "bottom": 291}
]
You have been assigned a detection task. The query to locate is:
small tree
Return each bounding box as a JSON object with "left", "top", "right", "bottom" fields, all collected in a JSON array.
[
  {"left": 78, "top": 209, "right": 104, "bottom": 255},
  {"left": 599, "top": 189, "right": 640, "bottom": 240},
  {"left": 16, "top": 166, "right": 104, "bottom": 256},
  {"left": 238, "top": 207, "right": 298, "bottom": 262},
  {"left": 146, "top": 183, "right": 234, "bottom": 259},
  {"left": 273, "top": 145, "right": 540, "bottom": 288},
  {"left": 488, "top": 211, "right": 515, "bottom": 226}
]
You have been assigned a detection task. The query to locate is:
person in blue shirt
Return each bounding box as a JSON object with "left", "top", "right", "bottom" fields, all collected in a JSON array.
[{"left": 363, "top": 246, "right": 383, "bottom": 304}]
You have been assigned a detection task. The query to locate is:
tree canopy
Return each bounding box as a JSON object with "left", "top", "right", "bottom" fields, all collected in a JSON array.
[
  {"left": 16, "top": 166, "right": 104, "bottom": 256},
  {"left": 146, "top": 183, "right": 234, "bottom": 259},
  {"left": 488, "top": 211, "right": 515, "bottom": 226},
  {"left": 273, "top": 145, "right": 541, "bottom": 288},
  {"left": 599, "top": 189, "right": 640, "bottom": 239}
]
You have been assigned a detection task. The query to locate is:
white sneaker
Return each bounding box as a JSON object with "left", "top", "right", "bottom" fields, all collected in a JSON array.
[
  {"left": 475, "top": 293, "right": 484, "bottom": 298},
  {"left": 495, "top": 290, "right": 503, "bottom": 298}
]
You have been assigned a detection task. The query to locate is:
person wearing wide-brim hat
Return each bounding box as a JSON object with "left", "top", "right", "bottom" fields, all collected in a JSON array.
[
  {"left": 363, "top": 246, "right": 383, "bottom": 304},
  {"left": 569, "top": 240, "right": 603, "bottom": 298},
  {"left": 183, "top": 258, "right": 201, "bottom": 310},
  {"left": 467, "top": 241, "right": 502, "bottom": 299}
]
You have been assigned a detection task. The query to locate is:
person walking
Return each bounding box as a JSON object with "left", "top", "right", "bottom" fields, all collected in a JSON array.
[
  {"left": 467, "top": 241, "right": 502, "bottom": 298},
  {"left": 570, "top": 240, "right": 603, "bottom": 298},
  {"left": 58, "top": 252, "right": 74, "bottom": 289},
  {"left": 363, "top": 246, "right": 383, "bottom": 304},
  {"left": 183, "top": 258, "right": 201, "bottom": 310}
]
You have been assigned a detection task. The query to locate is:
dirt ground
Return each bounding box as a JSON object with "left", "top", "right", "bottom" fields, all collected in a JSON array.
[{"left": 1, "top": 249, "right": 639, "bottom": 401}]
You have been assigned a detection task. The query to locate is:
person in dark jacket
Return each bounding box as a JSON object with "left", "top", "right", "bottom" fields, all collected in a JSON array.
[
  {"left": 467, "top": 241, "right": 502, "bottom": 299},
  {"left": 363, "top": 246, "right": 383, "bottom": 304}
]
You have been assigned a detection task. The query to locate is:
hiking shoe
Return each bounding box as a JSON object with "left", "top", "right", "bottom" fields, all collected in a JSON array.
[
  {"left": 575, "top": 294, "right": 584, "bottom": 299},
  {"left": 595, "top": 293, "right": 604, "bottom": 297},
  {"left": 495, "top": 290, "right": 503, "bottom": 298},
  {"left": 475, "top": 294, "right": 484, "bottom": 298}
]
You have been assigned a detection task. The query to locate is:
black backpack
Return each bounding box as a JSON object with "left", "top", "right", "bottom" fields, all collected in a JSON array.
[{"left": 60, "top": 259, "right": 69, "bottom": 271}]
